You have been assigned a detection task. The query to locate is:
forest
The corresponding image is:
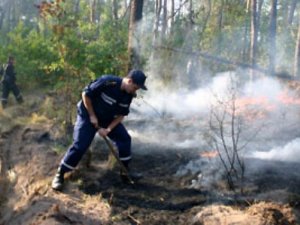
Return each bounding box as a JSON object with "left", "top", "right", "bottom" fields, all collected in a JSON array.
[
  {"left": 0, "top": 0, "right": 299, "bottom": 87},
  {"left": 0, "top": 0, "right": 300, "bottom": 224},
  {"left": 0, "top": 0, "right": 298, "bottom": 126}
]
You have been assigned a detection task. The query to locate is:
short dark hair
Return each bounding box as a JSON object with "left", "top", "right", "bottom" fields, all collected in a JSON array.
[{"left": 8, "top": 56, "right": 14, "bottom": 63}]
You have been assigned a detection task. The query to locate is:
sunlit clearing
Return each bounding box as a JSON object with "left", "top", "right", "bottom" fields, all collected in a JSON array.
[{"left": 29, "top": 113, "right": 49, "bottom": 124}]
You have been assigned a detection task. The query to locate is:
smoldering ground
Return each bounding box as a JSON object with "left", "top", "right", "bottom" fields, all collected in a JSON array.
[{"left": 127, "top": 70, "right": 300, "bottom": 196}]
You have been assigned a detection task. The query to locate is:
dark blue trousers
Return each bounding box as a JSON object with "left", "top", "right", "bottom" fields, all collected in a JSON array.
[
  {"left": 60, "top": 114, "right": 131, "bottom": 173},
  {"left": 1, "top": 80, "right": 22, "bottom": 107}
]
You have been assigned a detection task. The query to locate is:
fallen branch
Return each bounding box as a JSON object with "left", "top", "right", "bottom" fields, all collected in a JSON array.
[
  {"left": 154, "top": 45, "right": 270, "bottom": 75},
  {"left": 127, "top": 213, "right": 141, "bottom": 225}
]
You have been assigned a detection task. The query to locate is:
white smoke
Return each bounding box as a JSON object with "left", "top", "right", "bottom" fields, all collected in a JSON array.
[
  {"left": 131, "top": 71, "right": 239, "bottom": 119},
  {"left": 243, "top": 76, "right": 283, "bottom": 100},
  {"left": 129, "top": 71, "right": 300, "bottom": 159},
  {"left": 250, "top": 138, "right": 300, "bottom": 162},
  {"left": 134, "top": 71, "right": 298, "bottom": 120}
]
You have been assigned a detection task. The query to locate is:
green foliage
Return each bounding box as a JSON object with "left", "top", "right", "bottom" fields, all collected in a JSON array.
[
  {"left": 0, "top": 0, "right": 298, "bottom": 126},
  {"left": 0, "top": 0, "right": 131, "bottom": 137},
  {"left": 86, "top": 23, "right": 128, "bottom": 76},
  {"left": 1, "top": 22, "right": 58, "bottom": 87},
  {"left": 0, "top": 0, "right": 130, "bottom": 88}
]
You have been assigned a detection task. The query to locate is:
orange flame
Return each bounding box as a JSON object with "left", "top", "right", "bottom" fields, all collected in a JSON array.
[
  {"left": 200, "top": 150, "right": 219, "bottom": 158},
  {"left": 277, "top": 91, "right": 300, "bottom": 105},
  {"left": 235, "top": 96, "right": 275, "bottom": 113},
  {"left": 227, "top": 96, "right": 275, "bottom": 121},
  {"left": 227, "top": 90, "right": 300, "bottom": 121}
]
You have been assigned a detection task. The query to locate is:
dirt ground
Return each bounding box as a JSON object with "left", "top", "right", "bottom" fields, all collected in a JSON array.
[{"left": 0, "top": 93, "right": 300, "bottom": 225}]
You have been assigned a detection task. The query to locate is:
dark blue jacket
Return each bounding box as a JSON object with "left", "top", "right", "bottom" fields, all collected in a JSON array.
[
  {"left": 77, "top": 75, "right": 134, "bottom": 125},
  {"left": 1, "top": 63, "right": 16, "bottom": 84}
]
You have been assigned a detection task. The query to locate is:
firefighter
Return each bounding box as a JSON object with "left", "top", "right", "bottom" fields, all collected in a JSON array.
[
  {"left": 1, "top": 56, "right": 23, "bottom": 108},
  {"left": 52, "top": 69, "right": 147, "bottom": 191}
]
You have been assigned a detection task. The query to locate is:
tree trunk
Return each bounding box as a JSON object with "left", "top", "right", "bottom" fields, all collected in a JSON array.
[
  {"left": 127, "top": 0, "right": 144, "bottom": 71},
  {"left": 217, "top": 0, "right": 224, "bottom": 54},
  {"left": 203, "top": 0, "right": 212, "bottom": 35},
  {"left": 294, "top": 23, "right": 300, "bottom": 77},
  {"left": 170, "top": 0, "right": 175, "bottom": 34},
  {"left": 90, "top": 0, "right": 96, "bottom": 23},
  {"left": 0, "top": 7, "right": 4, "bottom": 30},
  {"left": 124, "top": 0, "right": 128, "bottom": 9},
  {"left": 10, "top": 0, "right": 17, "bottom": 30},
  {"left": 268, "top": 0, "right": 277, "bottom": 76},
  {"left": 242, "top": 0, "right": 250, "bottom": 62},
  {"left": 153, "top": 0, "right": 162, "bottom": 46},
  {"left": 288, "top": 0, "right": 297, "bottom": 25},
  {"left": 281, "top": 0, "right": 289, "bottom": 26},
  {"left": 250, "top": 0, "right": 258, "bottom": 67},
  {"left": 113, "top": 0, "right": 119, "bottom": 21},
  {"left": 257, "top": 0, "right": 264, "bottom": 32},
  {"left": 188, "top": 0, "right": 193, "bottom": 28},
  {"left": 7, "top": 0, "right": 13, "bottom": 31},
  {"left": 74, "top": 0, "right": 80, "bottom": 16},
  {"left": 162, "top": 0, "right": 168, "bottom": 37}
]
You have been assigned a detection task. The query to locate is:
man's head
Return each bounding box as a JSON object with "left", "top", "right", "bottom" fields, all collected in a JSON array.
[
  {"left": 127, "top": 70, "right": 147, "bottom": 91},
  {"left": 8, "top": 56, "right": 14, "bottom": 64},
  {"left": 121, "top": 69, "right": 147, "bottom": 94}
]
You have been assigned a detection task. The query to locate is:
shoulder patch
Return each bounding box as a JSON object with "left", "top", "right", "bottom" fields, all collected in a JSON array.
[{"left": 105, "top": 81, "right": 117, "bottom": 86}]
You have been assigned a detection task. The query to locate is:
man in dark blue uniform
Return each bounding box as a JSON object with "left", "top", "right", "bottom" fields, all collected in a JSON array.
[
  {"left": 52, "top": 69, "right": 147, "bottom": 191},
  {"left": 1, "top": 56, "right": 23, "bottom": 108}
]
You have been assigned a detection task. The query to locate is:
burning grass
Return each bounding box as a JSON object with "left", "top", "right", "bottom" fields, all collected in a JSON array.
[{"left": 200, "top": 150, "right": 219, "bottom": 158}]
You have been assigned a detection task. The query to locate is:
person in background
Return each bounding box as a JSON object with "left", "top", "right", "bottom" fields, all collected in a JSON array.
[
  {"left": 51, "top": 69, "right": 147, "bottom": 191},
  {"left": 0, "top": 56, "right": 23, "bottom": 108}
]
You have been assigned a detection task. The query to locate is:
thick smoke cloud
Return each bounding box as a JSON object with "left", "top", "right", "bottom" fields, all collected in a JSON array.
[
  {"left": 129, "top": 71, "right": 300, "bottom": 162},
  {"left": 251, "top": 138, "right": 300, "bottom": 162}
]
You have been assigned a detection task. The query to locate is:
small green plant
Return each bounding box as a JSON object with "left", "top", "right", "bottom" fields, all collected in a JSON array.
[{"left": 51, "top": 142, "right": 68, "bottom": 154}]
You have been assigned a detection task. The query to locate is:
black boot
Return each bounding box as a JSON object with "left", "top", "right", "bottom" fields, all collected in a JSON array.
[
  {"left": 1, "top": 100, "right": 7, "bottom": 109},
  {"left": 120, "top": 160, "right": 143, "bottom": 183},
  {"left": 16, "top": 95, "right": 23, "bottom": 104},
  {"left": 51, "top": 167, "right": 65, "bottom": 191}
]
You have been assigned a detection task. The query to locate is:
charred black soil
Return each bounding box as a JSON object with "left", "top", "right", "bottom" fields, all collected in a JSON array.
[{"left": 74, "top": 145, "right": 208, "bottom": 224}]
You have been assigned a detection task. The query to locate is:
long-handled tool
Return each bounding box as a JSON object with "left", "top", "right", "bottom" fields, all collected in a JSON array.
[{"left": 103, "top": 136, "right": 134, "bottom": 184}]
